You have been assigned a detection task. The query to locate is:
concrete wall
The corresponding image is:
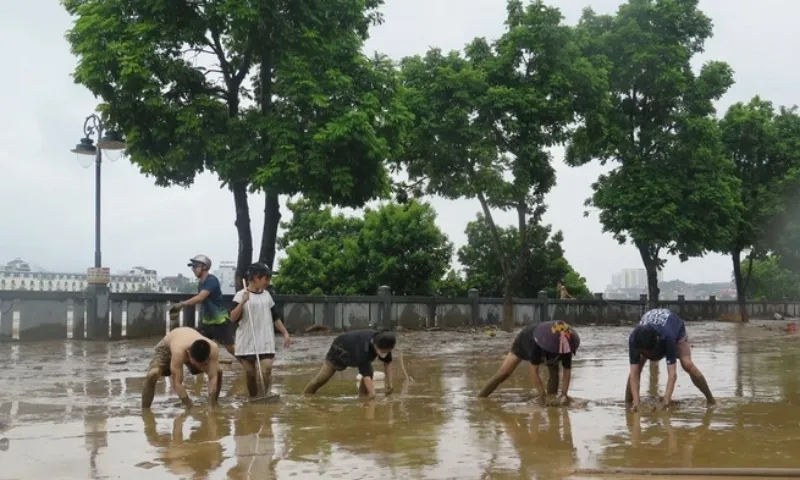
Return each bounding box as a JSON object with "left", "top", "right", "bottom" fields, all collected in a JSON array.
[{"left": 0, "top": 289, "right": 796, "bottom": 341}]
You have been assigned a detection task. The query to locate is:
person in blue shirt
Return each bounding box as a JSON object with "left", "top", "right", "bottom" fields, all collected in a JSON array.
[
  {"left": 626, "top": 309, "right": 715, "bottom": 411},
  {"left": 174, "top": 254, "right": 235, "bottom": 356}
]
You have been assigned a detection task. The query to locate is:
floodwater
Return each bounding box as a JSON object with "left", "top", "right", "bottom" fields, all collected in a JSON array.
[{"left": 1, "top": 321, "right": 800, "bottom": 480}]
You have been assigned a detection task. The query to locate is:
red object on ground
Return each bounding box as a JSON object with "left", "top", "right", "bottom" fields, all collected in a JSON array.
[{"left": 786, "top": 322, "right": 797, "bottom": 333}]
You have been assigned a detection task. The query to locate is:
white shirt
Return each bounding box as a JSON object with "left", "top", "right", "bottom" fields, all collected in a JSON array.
[{"left": 233, "top": 288, "right": 276, "bottom": 356}]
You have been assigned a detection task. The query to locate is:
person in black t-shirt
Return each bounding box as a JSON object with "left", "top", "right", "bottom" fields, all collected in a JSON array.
[
  {"left": 478, "top": 320, "right": 580, "bottom": 402},
  {"left": 303, "top": 329, "right": 396, "bottom": 399}
]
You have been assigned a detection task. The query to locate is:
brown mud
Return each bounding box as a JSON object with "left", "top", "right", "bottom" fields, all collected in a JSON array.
[{"left": 1, "top": 320, "right": 799, "bottom": 479}]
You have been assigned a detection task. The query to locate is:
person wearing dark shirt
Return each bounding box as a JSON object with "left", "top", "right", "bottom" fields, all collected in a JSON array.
[
  {"left": 174, "top": 255, "right": 235, "bottom": 356},
  {"left": 303, "top": 330, "right": 396, "bottom": 400},
  {"left": 627, "top": 309, "right": 715, "bottom": 411},
  {"left": 478, "top": 320, "right": 580, "bottom": 402}
]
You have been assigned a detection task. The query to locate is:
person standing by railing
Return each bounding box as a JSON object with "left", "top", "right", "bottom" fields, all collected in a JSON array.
[
  {"left": 557, "top": 279, "right": 574, "bottom": 299},
  {"left": 173, "top": 255, "right": 236, "bottom": 357}
]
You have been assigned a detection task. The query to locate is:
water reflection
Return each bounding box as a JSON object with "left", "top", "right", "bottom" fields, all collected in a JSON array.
[
  {"left": 227, "top": 409, "right": 278, "bottom": 479},
  {"left": 142, "top": 410, "right": 229, "bottom": 478},
  {"left": 84, "top": 410, "right": 108, "bottom": 477},
  {"left": 482, "top": 403, "right": 577, "bottom": 479},
  {"left": 3, "top": 323, "right": 800, "bottom": 478}
]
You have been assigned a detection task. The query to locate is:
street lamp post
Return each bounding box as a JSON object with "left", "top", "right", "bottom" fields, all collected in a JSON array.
[{"left": 70, "top": 114, "right": 126, "bottom": 339}]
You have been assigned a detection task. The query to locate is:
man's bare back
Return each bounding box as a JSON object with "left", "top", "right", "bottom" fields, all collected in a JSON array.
[
  {"left": 142, "top": 327, "right": 222, "bottom": 409},
  {"left": 164, "top": 327, "right": 220, "bottom": 373}
]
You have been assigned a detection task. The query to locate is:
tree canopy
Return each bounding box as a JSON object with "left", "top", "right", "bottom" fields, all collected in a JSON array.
[
  {"left": 566, "top": 0, "right": 741, "bottom": 307},
  {"left": 399, "top": 0, "right": 606, "bottom": 329},
  {"left": 274, "top": 199, "right": 453, "bottom": 296},
  {"left": 717, "top": 97, "right": 800, "bottom": 318},
  {"left": 741, "top": 255, "right": 800, "bottom": 301},
  {"left": 63, "top": 0, "right": 410, "bottom": 286},
  {"left": 457, "top": 214, "right": 591, "bottom": 298}
]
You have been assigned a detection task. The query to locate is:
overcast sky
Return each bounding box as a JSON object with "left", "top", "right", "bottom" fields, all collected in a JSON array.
[{"left": 0, "top": 0, "right": 797, "bottom": 291}]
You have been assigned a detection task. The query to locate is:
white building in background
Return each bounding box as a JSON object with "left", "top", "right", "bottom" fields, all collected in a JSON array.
[
  {"left": 213, "top": 260, "right": 237, "bottom": 295},
  {"left": 0, "top": 258, "right": 176, "bottom": 293},
  {"left": 608, "top": 268, "right": 664, "bottom": 290}
]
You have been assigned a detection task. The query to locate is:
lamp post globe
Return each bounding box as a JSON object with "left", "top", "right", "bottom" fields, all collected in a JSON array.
[
  {"left": 71, "top": 137, "right": 97, "bottom": 156},
  {"left": 97, "top": 130, "right": 126, "bottom": 150}
]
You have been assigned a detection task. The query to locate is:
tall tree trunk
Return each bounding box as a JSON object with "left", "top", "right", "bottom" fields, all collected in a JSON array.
[
  {"left": 636, "top": 242, "right": 660, "bottom": 310},
  {"left": 731, "top": 248, "right": 752, "bottom": 323},
  {"left": 731, "top": 248, "right": 746, "bottom": 322},
  {"left": 232, "top": 181, "right": 253, "bottom": 291},
  {"left": 257, "top": 37, "right": 280, "bottom": 270},
  {"left": 260, "top": 192, "right": 281, "bottom": 269},
  {"left": 474, "top": 190, "right": 514, "bottom": 332}
]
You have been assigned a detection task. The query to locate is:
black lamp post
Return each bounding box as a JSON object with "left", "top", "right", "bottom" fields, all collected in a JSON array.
[{"left": 70, "top": 114, "right": 126, "bottom": 339}]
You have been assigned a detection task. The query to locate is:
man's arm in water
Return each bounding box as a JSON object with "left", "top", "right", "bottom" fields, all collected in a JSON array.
[
  {"left": 628, "top": 335, "right": 642, "bottom": 408},
  {"left": 358, "top": 363, "right": 377, "bottom": 399},
  {"left": 528, "top": 364, "right": 545, "bottom": 397},
  {"left": 628, "top": 363, "right": 641, "bottom": 408},
  {"left": 170, "top": 351, "right": 192, "bottom": 408},
  {"left": 206, "top": 354, "right": 219, "bottom": 408},
  {"left": 361, "top": 376, "right": 377, "bottom": 399},
  {"left": 383, "top": 355, "right": 394, "bottom": 394}
]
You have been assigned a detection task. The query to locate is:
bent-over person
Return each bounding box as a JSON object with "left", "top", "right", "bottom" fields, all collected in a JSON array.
[
  {"left": 142, "top": 327, "right": 221, "bottom": 409},
  {"left": 303, "top": 330, "right": 395, "bottom": 400},
  {"left": 478, "top": 320, "right": 580, "bottom": 402},
  {"left": 626, "top": 308, "right": 715, "bottom": 410}
]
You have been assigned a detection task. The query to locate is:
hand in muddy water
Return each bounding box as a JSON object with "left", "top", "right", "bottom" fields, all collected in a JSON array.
[{"left": 537, "top": 395, "right": 566, "bottom": 407}]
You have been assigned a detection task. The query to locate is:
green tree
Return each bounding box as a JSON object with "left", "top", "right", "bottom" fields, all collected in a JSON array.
[
  {"left": 274, "top": 199, "right": 453, "bottom": 296},
  {"left": 63, "top": 0, "right": 409, "bottom": 288},
  {"left": 399, "top": 0, "right": 606, "bottom": 330},
  {"left": 566, "top": 0, "right": 741, "bottom": 308},
  {"left": 434, "top": 270, "right": 470, "bottom": 297},
  {"left": 717, "top": 98, "right": 800, "bottom": 320},
  {"left": 457, "top": 214, "right": 591, "bottom": 299},
  {"left": 743, "top": 255, "right": 800, "bottom": 301}
]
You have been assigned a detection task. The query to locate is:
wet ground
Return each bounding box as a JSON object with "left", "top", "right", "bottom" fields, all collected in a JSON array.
[{"left": 1, "top": 321, "right": 800, "bottom": 479}]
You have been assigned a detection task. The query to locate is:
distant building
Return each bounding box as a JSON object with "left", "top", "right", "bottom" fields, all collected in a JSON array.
[
  {"left": 213, "top": 261, "right": 237, "bottom": 295},
  {"left": 160, "top": 274, "right": 197, "bottom": 294},
  {"left": 0, "top": 258, "right": 172, "bottom": 293},
  {"left": 608, "top": 268, "right": 663, "bottom": 290},
  {"left": 605, "top": 268, "right": 665, "bottom": 299}
]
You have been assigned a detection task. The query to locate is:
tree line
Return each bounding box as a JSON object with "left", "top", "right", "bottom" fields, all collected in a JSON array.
[{"left": 63, "top": 0, "right": 800, "bottom": 328}]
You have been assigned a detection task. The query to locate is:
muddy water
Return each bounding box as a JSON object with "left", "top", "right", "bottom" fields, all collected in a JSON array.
[{"left": 1, "top": 321, "right": 799, "bottom": 479}]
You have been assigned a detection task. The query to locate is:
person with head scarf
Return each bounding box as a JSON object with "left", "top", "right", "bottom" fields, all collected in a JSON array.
[{"left": 478, "top": 320, "right": 580, "bottom": 402}]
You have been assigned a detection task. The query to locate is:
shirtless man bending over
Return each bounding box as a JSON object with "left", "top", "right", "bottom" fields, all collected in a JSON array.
[{"left": 142, "top": 327, "right": 222, "bottom": 410}]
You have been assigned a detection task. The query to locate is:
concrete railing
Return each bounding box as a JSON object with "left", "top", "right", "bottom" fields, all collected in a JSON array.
[{"left": 0, "top": 289, "right": 797, "bottom": 341}]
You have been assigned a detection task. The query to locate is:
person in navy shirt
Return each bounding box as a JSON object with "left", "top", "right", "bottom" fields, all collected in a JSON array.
[
  {"left": 627, "top": 309, "right": 715, "bottom": 410},
  {"left": 174, "top": 255, "right": 236, "bottom": 356}
]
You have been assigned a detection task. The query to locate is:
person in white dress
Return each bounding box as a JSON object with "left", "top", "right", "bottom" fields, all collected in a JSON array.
[{"left": 230, "top": 262, "right": 291, "bottom": 398}]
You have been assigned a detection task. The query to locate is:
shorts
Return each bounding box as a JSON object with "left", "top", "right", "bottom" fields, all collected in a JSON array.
[
  {"left": 198, "top": 321, "right": 234, "bottom": 346},
  {"left": 324, "top": 340, "right": 349, "bottom": 371},
  {"left": 637, "top": 336, "right": 692, "bottom": 364},
  {"left": 147, "top": 340, "right": 172, "bottom": 377},
  {"left": 236, "top": 353, "right": 276, "bottom": 363}
]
